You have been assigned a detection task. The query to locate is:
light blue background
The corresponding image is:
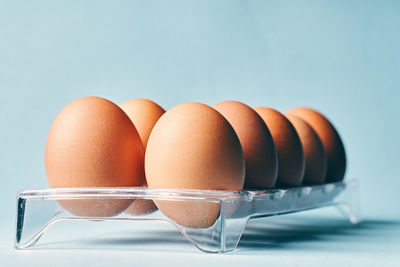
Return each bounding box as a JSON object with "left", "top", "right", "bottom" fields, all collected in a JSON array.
[{"left": 0, "top": 0, "right": 399, "bottom": 265}]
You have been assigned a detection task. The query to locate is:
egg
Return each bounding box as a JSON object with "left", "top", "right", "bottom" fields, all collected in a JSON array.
[
  {"left": 254, "top": 107, "right": 305, "bottom": 186},
  {"left": 145, "top": 102, "right": 245, "bottom": 228},
  {"left": 213, "top": 101, "right": 278, "bottom": 189},
  {"left": 286, "top": 107, "right": 346, "bottom": 182},
  {"left": 120, "top": 99, "right": 165, "bottom": 215},
  {"left": 120, "top": 99, "right": 166, "bottom": 148},
  {"left": 285, "top": 114, "right": 327, "bottom": 184},
  {"left": 45, "top": 96, "right": 145, "bottom": 217}
]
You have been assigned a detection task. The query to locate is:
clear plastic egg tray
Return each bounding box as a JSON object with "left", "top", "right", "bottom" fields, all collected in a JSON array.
[{"left": 15, "top": 179, "right": 360, "bottom": 253}]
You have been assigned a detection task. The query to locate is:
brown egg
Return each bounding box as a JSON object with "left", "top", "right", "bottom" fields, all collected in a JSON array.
[
  {"left": 120, "top": 99, "right": 166, "bottom": 148},
  {"left": 123, "top": 199, "right": 158, "bottom": 216},
  {"left": 254, "top": 107, "right": 305, "bottom": 187},
  {"left": 213, "top": 101, "right": 278, "bottom": 189},
  {"left": 286, "top": 107, "right": 346, "bottom": 182},
  {"left": 145, "top": 102, "right": 245, "bottom": 228},
  {"left": 45, "top": 96, "right": 145, "bottom": 217},
  {"left": 285, "top": 114, "right": 327, "bottom": 184},
  {"left": 120, "top": 99, "right": 165, "bottom": 215}
]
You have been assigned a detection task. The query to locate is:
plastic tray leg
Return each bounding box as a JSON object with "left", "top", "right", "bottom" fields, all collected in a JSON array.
[
  {"left": 334, "top": 181, "right": 362, "bottom": 224},
  {"left": 173, "top": 201, "right": 249, "bottom": 253}
]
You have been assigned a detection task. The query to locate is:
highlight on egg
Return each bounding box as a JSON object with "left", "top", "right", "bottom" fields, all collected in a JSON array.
[
  {"left": 254, "top": 107, "right": 305, "bottom": 187},
  {"left": 45, "top": 96, "right": 145, "bottom": 217},
  {"left": 145, "top": 102, "right": 245, "bottom": 228},
  {"left": 213, "top": 100, "right": 278, "bottom": 189},
  {"left": 286, "top": 107, "right": 346, "bottom": 182},
  {"left": 120, "top": 98, "right": 166, "bottom": 215}
]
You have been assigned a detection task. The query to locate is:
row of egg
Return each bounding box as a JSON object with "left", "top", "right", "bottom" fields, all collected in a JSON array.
[{"left": 45, "top": 96, "right": 346, "bottom": 226}]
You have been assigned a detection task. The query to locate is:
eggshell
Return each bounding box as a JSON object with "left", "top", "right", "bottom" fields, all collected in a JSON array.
[
  {"left": 254, "top": 107, "right": 305, "bottom": 187},
  {"left": 213, "top": 101, "right": 278, "bottom": 189},
  {"left": 145, "top": 102, "right": 245, "bottom": 228},
  {"left": 285, "top": 114, "right": 327, "bottom": 184},
  {"left": 120, "top": 99, "right": 166, "bottom": 148},
  {"left": 123, "top": 199, "right": 158, "bottom": 216},
  {"left": 45, "top": 96, "right": 145, "bottom": 217},
  {"left": 120, "top": 99, "right": 165, "bottom": 215},
  {"left": 286, "top": 107, "right": 346, "bottom": 182}
]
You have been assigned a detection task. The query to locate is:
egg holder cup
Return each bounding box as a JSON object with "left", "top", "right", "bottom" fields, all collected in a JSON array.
[{"left": 15, "top": 179, "right": 360, "bottom": 253}]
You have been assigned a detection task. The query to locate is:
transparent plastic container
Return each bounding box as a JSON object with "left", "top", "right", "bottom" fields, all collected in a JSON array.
[{"left": 15, "top": 179, "right": 360, "bottom": 253}]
